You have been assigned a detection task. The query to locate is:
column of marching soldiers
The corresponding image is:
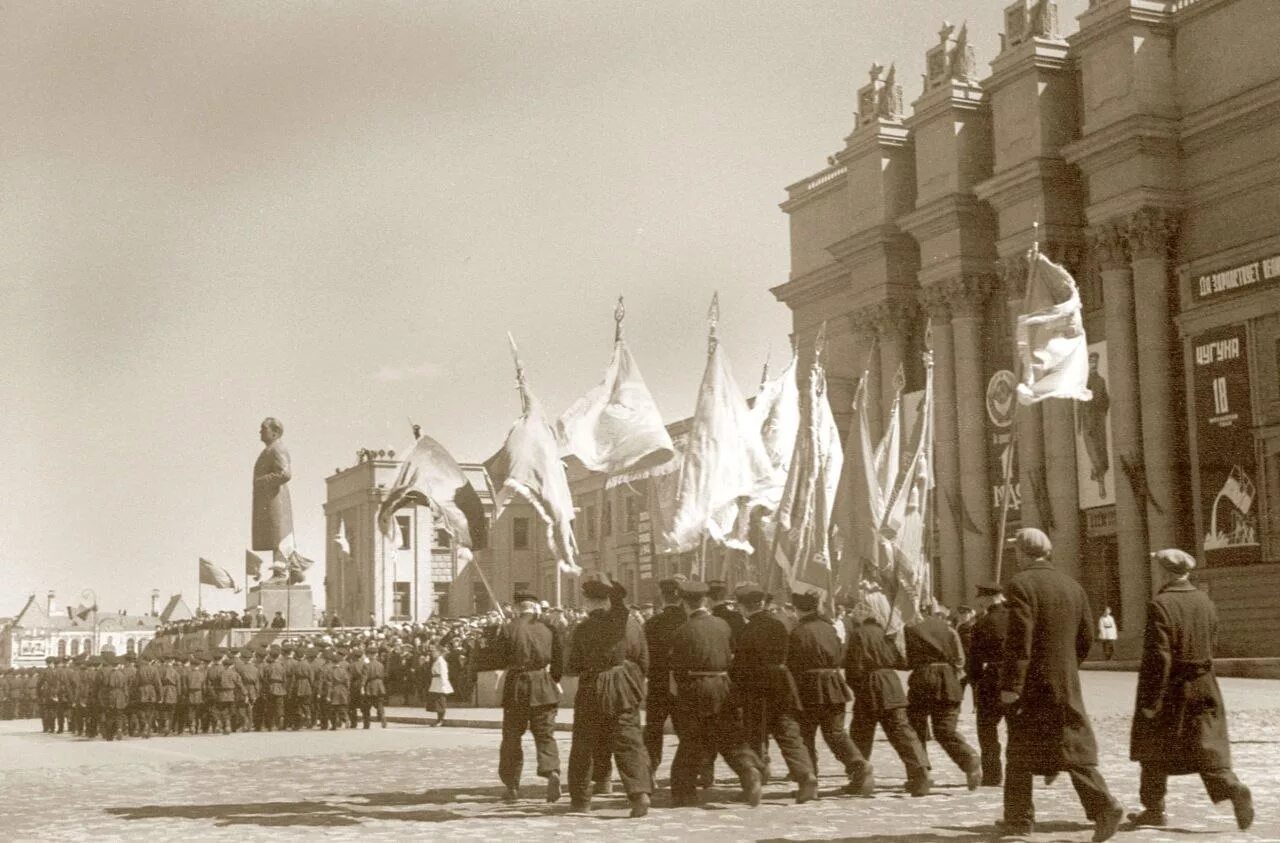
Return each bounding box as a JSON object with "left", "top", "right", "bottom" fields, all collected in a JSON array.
[{"left": 0, "top": 644, "right": 393, "bottom": 738}]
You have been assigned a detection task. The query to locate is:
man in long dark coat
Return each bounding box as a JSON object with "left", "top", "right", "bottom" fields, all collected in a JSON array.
[
  {"left": 1127, "top": 548, "right": 1253, "bottom": 831},
  {"left": 566, "top": 573, "right": 652, "bottom": 817},
  {"left": 788, "top": 590, "right": 874, "bottom": 795},
  {"left": 731, "top": 582, "right": 817, "bottom": 803},
  {"left": 905, "top": 608, "right": 982, "bottom": 790},
  {"left": 967, "top": 582, "right": 1010, "bottom": 786},
  {"left": 497, "top": 592, "right": 564, "bottom": 803},
  {"left": 643, "top": 576, "right": 688, "bottom": 773},
  {"left": 667, "top": 580, "right": 763, "bottom": 808},
  {"left": 998, "top": 527, "right": 1124, "bottom": 841}
]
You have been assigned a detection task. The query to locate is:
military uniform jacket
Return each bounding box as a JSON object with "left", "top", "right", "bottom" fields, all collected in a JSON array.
[
  {"left": 263, "top": 660, "right": 288, "bottom": 696},
  {"left": 363, "top": 658, "right": 387, "bottom": 697},
  {"left": 787, "top": 613, "right": 852, "bottom": 707},
  {"left": 105, "top": 668, "right": 130, "bottom": 710},
  {"left": 999, "top": 561, "right": 1099, "bottom": 771},
  {"left": 499, "top": 615, "right": 562, "bottom": 708},
  {"left": 36, "top": 668, "right": 59, "bottom": 704},
  {"left": 159, "top": 666, "right": 180, "bottom": 705},
  {"left": 844, "top": 620, "right": 908, "bottom": 712},
  {"left": 186, "top": 665, "right": 207, "bottom": 705},
  {"left": 122, "top": 664, "right": 139, "bottom": 703},
  {"left": 234, "top": 661, "right": 260, "bottom": 701},
  {"left": 326, "top": 663, "right": 350, "bottom": 705},
  {"left": 643, "top": 606, "right": 687, "bottom": 691},
  {"left": 966, "top": 603, "right": 1009, "bottom": 704},
  {"left": 134, "top": 663, "right": 162, "bottom": 704},
  {"left": 711, "top": 603, "right": 746, "bottom": 645},
  {"left": 568, "top": 605, "right": 647, "bottom": 717},
  {"left": 347, "top": 660, "right": 367, "bottom": 697},
  {"left": 214, "top": 664, "right": 243, "bottom": 703},
  {"left": 668, "top": 609, "right": 735, "bottom": 714},
  {"left": 288, "top": 658, "right": 316, "bottom": 697},
  {"left": 904, "top": 616, "right": 965, "bottom": 706},
  {"left": 1130, "top": 581, "right": 1232, "bottom": 772},
  {"left": 731, "top": 610, "right": 802, "bottom": 711}
]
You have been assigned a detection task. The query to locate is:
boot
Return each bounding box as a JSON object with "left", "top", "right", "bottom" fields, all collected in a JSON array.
[
  {"left": 628, "top": 793, "right": 650, "bottom": 818},
  {"left": 1092, "top": 802, "right": 1124, "bottom": 843},
  {"left": 1231, "top": 784, "right": 1254, "bottom": 831},
  {"left": 1126, "top": 808, "right": 1166, "bottom": 827},
  {"left": 545, "top": 771, "right": 561, "bottom": 803},
  {"left": 502, "top": 786, "right": 520, "bottom": 803},
  {"left": 740, "top": 767, "right": 762, "bottom": 807},
  {"left": 795, "top": 775, "right": 818, "bottom": 804}
]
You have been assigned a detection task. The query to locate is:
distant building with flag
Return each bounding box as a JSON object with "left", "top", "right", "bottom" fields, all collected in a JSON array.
[
  {"left": 1, "top": 593, "right": 159, "bottom": 668},
  {"left": 770, "top": 0, "right": 1280, "bottom": 657}
]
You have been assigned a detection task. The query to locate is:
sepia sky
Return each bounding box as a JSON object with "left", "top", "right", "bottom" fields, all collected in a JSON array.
[{"left": 1, "top": 0, "right": 1088, "bottom": 615}]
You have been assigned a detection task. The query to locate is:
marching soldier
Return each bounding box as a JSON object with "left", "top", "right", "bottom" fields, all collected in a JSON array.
[
  {"left": 158, "top": 655, "right": 181, "bottom": 735},
  {"left": 212, "top": 652, "right": 244, "bottom": 735},
  {"left": 1127, "top": 549, "right": 1254, "bottom": 832},
  {"left": 347, "top": 650, "right": 366, "bottom": 728},
  {"left": 967, "top": 582, "right": 1010, "bottom": 786},
  {"left": 707, "top": 580, "right": 745, "bottom": 643},
  {"left": 731, "top": 582, "right": 817, "bottom": 803},
  {"left": 325, "top": 650, "right": 351, "bottom": 729},
  {"left": 566, "top": 573, "right": 652, "bottom": 817},
  {"left": 787, "top": 590, "right": 873, "bottom": 796},
  {"left": 233, "top": 649, "right": 260, "bottom": 732},
  {"left": 997, "top": 528, "right": 1124, "bottom": 841},
  {"left": 497, "top": 591, "right": 564, "bottom": 803},
  {"left": 362, "top": 647, "right": 388, "bottom": 728},
  {"left": 667, "top": 580, "right": 763, "bottom": 808},
  {"left": 134, "top": 654, "right": 162, "bottom": 738},
  {"left": 904, "top": 606, "right": 982, "bottom": 790},
  {"left": 103, "top": 655, "right": 129, "bottom": 740},
  {"left": 643, "top": 575, "right": 687, "bottom": 774},
  {"left": 263, "top": 649, "right": 288, "bottom": 731}
]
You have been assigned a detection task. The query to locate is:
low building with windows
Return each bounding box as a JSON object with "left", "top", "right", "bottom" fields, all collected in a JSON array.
[{"left": 1, "top": 594, "right": 159, "bottom": 668}]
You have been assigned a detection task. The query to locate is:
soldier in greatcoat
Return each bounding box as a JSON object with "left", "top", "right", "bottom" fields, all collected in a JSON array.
[
  {"left": 565, "top": 573, "right": 651, "bottom": 817},
  {"left": 263, "top": 649, "right": 289, "bottom": 731},
  {"left": 133, "top": 654, "right": 162, "bottom": 738},
  {"left": 232, "top": 649, "right": 259, "bottom": 732},
  {"left": 643, "top": 576, "right": 688, "bottom": 774},
  {"left": 361, "top": 647, "right": 388, "bottom": 728},
  {"left": 103, "top": 656, "right": 130, "bottom": 740},
  {"left": 730, "top": 582, "right": 817, "bottom": 803},
  {"left": 324, "top": 650, "right": 350, "bottom": 729},
  {"left": 1126, "top": 548, "right": 1253, "bottom": 832},
  {"left": 904, "top": 606, "right": 981, "bottom": 790},
  {"left": 496, "top": 592, "right": 564, "bottom": 803},
  {"left": 287, "top": 647, "right": 316, "bottom": 729},
  {"left": 787, "top": 590, "right": 874, "bottom": 796},
  {"left": 997, "top": 528, "right": 1125, "bottom": 841},
  {"left": 212, "top": 653, "right": 244, "bottom": 735},
  {"left": 158, "top": 656, "right": 181, "bottom": 735},
  {"left": 967, "top": 582, "right": 1010, "bottom": 786},
  {"left": 667, "top": 580, "right": 763, "bottom": 808}
]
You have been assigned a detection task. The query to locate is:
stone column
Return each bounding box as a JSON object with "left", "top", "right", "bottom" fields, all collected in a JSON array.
[
  {"left": 947, "top": 275, "right": 994, "bottom": 594},
  {"left": 849, "top": 309, "right": 883, "bottom": 445},
  {"left": 922, "top": 285, "right": 965, "bottom": 607},
  {"left": 1129, "top": 208, "right": 1184, "bottom": 577},
  {"left": 875, "top": 301, "right": 909, "bottom": 429},
  {"left": 1091, "top": 222, "right": 1148, "bottom": 640}
]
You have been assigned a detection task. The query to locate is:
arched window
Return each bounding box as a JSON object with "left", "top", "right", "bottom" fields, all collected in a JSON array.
[
  {"left": 70, "top": 639, "right": 79, "bottom": 656},
  {"left": 58, "top": 639, "right": 67, "bottom": 657},
  {"left": 83, "top": 638, "right": 92, "bottom": 655}
]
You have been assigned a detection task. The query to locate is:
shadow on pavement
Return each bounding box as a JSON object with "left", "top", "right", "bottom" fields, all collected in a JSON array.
[{"left": 759, "top": 820, "right": 1096, "bottom": 842}]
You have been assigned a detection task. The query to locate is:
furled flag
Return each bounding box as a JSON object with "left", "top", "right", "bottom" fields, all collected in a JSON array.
[
  {"left": 489, "top": 334, "right": 580, "bottom": 574},
  {"left": 664, "top": 296, "right": 778, "bottom": 554},
  {"left": 245, "top": 549, "right": 265, "bottom": 582},
  {"left": 378, "top": 433, "right": 489, "bottom": 564},
  {"left": 1015, "top": 246, "right": 1092, "bottom": 404},
  {"left": 199, "top": 558, "right": 239, "bottom": 592},
  {"left": 556, "top": 300, "right": 674, "bottom": 484},
  {"left": 335, "top": 518, "right": 351, "bottom": 556},
  {"left": 775, "top": 331, "right": 845, "bottom": 592},
  {"left": 830, "top": 374, "right": 880, "bottom": 592},
  {"left": 877, "top": 350, "right": 935, "bottom": 628}
]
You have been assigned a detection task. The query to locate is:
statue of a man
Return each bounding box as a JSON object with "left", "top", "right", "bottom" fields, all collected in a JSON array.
[{"left": 253, "top": 417, "right": 296, "bottom": 583}]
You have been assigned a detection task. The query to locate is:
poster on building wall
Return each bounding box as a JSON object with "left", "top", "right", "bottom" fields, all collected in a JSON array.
[
  {"left": 1193, "top": 324, "right": 1261, "bottom": 566},
  {"left": 1074, "top": 341, "right": 1115, "bottom": 510},
  {"left": 19, "top": 638, "right": 47, "bottom": 658},
  {"left": 986, "top": 369, "right": 1021, "bottom": 521}
]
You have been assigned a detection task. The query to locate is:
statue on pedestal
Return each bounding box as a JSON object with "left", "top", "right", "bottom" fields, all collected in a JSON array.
[{"left": 252, "top": 417, "right": 301, "bottom": 584}]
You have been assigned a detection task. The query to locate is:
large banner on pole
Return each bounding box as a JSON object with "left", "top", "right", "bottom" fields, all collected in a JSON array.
[{"left": 1192, "top": 324, "right": 1260, "bottom": 567}]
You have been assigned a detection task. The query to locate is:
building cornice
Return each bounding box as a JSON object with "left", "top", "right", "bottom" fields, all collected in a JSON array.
[
  {"left": 780, "top": 163, "right": 850, "bottom": 213},
  {"left": 1173, "top": 0, "right": 1236, "bottom": 26},
  {"left": 1061, "top": 113, "right": 1178, "bottom": 174},
  {"left": 1180, "top": 77, "right": 1280, "bottom": 154},
  {"left": 838, "top": 120, "right": 912, "bottom": 160},
  {"left": 897, "top": 193, "right": 994, "bottom": 244},
  {"left": 1185, "top": 156, "right": 1280, "bottom": 213},
  {"left": 770, "top": 261, "right": 849, "bottom": 308},
  {"left": 985, "top": 36, "right": 1072, "bottom": 93},
  {"left": 973, "top": 156, "right": 1078, "bottom": 211},
  {"left": 1070, "top": 0, "right": 1175, "bottom": 52},
  {"left": 906, "top": 81, "right": 987, "bottom": 128},
  {"left": 826, "top": 223, "right": 904, "bottom": 266}
]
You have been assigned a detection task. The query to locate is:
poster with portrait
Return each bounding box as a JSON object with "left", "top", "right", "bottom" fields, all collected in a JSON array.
[
  {"left": 986, "top": 369, "right": 1020, "bottom": 520},
  {"left": 1193, "top": 324, "right": 1260, "bottom": 567},
  {"left": 18, "top": 637, "right": 47, "bottom": 658},
  {"left": 1074, "top": 341, "right": 1115, "bottom": 510}
]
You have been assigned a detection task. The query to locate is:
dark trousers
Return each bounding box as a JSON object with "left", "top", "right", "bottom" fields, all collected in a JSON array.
[
  {"left": 41, "top": 703, "right": 56, "bottom": 733},
  {"left": 290, "top": 696, "right": 311, "bottom": 729},
  {"left": 744, "top": 698, "right": 815, "bottom": 783},
  {"left": 55, "top": 702, "right": 70, "bottom": 733},
  {"left": 670, "top": 705, "right": 761, "bottom": 802},
  {"left": 644, "top": 690, "right": 675, "bottom": 771},
  {"left": 363, "top": 694, "right": 386, "bottom": 727},
  {"left": 908, "top": 700, "right": 979, "bottom": 773},
  {"left": 975, "top": 696, "right": 1005, "bottom": 783},
  {"left": 1102, "top": 641, "right": 1115, "bottom": 660},
  {"left": 266, "top": 695, "right": 285, "bottom": 730},
  {"left": 327, "top": 702, "right": 348, "bottom": 728},
  {"left": 156, "top": 704, "right": 174, "bottom": 734},
  {"left": 567, "top": 701, "right": 650, "bottom": 801},
  {"left": 499, "top": 701, "right": 560, "bottom": 788},
  {"left": 850, "top": 701, "right": 929, "bottom": 782},
  {"left": 136, "top": 703, "right": 154, "bottom": 736},
  {"left": 1139, "top": 763, "right": 1241, "bottom": 812},
  {"left": 799, "top": 703, "right": 869, "bottom": 781},
  {"left": 1004, "top": 763, "right": 1116, "bottom": 825},
  {"left": 425, "top": 692, "right": 447, "bottom": 721}
]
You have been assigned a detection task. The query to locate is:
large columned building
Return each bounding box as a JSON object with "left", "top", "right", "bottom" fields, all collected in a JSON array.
[{"left": 773, "top": 0, "right": 1280, "bottom": 656}]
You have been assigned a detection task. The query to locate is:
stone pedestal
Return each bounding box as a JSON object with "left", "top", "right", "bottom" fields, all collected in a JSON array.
[{"left": 246, "top": 584, "right": 314, "bottom": 630}]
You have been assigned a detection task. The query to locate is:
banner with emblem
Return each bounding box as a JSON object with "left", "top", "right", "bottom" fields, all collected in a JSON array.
[{"left": 985, "top": 368, "right": 1021, "bottom": 524}]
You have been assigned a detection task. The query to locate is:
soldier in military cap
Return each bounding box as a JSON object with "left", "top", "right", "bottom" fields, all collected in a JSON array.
[
  {"left": 565, "top": 572, "right": 651, "bottom": 817},
  {"left": 643, "top": 574, "right": 688, "bottom": 774},
  {"left": 346, "top": 649, "right": 367, "bottom": 729},
  {"left": 55, "top": 656, "right": 76, "bottom": 734},
  {"left": 102, "top": 655, "right": 129, "bottom": 740},
  {"left": 262, "top": 647, "right": 288, "bottom": 731},
  {"left": 968, "top": 581, "right": 1009, "bottom": 786},
  {"left": 287, "top": 646, "right": 316, "bottom": 729},
  {"left": 495, "top": 590, "right": 564, "bottom": 803},
  {"left": 212, "top": 651, "right": 244, "bottom": 735},
  {"left": 134, "top": 653, "right": 162, "bottom": 738},
  {"left": 361, "top": 646, "right": 388, "bottom": 728},
  {"left": 233, "top": 649, "right": 260, "bottom": 732},
  {"left": 707, "top": 579, "right": 745, "bottom": 644},
  {"left": 787, "top": 590, "right": 874, "bottom": 795},
  {"left": 731, "top": 581, "right": 817, "bottom": 803},
  {"left": 38, "top": 656, "right": 59, "bottom": 733},
  {"left": 158, "top": 655, "right": 181, "bottom": 735},
  {"left": 904, "top": 600, "right": 981, "bottom": 790},
  {"left": 667, "top": 579, "right": 763, "bottom": 807},
  {"left": 324, "top": 649, "right": 351, "bottom": 729}
]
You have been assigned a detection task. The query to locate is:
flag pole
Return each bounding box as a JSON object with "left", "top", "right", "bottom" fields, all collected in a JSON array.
[
  {"left": 614, "top": 296, "right": 625, "bottom": 343},
  {"left": 507, "top": 332, "right": 531, "bottom": 415}
]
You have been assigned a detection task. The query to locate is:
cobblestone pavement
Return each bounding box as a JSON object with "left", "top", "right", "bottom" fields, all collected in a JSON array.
[{"left": 0, "top": 676, "right": 1276, "bottom": 842}]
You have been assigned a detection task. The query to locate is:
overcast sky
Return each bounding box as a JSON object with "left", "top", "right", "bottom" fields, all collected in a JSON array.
[{"left": 1, "top": 0, "right": 1088, "bottom": 616}]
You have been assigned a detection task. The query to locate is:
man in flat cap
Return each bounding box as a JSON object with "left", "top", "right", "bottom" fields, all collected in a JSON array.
[
  {"left": 997, "top": 527, "right": 1124, "bottom": 841},
  {"left": 904, "top": 601, "right": 982, "bottom": 790},
  {"left": 788, "top": 590, "right": 874, "bottom": 796},
  {"left": 731, "top": 581, "right": 817, "bottom": 803},
  {"left": 967, "top": 582, "right": 1010, "bottom": 786},
  {"left": 667, "top": 580, "right": 763, "bottom": 807},
  {"left": 496, "top": 591, "right": 565, "bottom": 803},
  {"left": 565, "top": 572, "right": 652, "bottom": 817},
  {"left": 707, "top": 580, "right": 745, "bottom": 644},
  {"left": 1127, "top": 549, "right": 1253, "bottom": 831},
  {"left": 643, "top": 575, "right": 689, "bottom": 774}
]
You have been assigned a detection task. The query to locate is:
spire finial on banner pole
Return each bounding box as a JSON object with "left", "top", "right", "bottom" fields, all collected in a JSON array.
[
  {"left": 614, "top": 296, "right": 625, "bottom": 342},
  {"left": 707, "top": 292, "right": 720, "bottom": 356},
  {"left": 759, "top": 344, "right": 772, "bottom": 388},
  {"left": 506, "top": 331, "right": 531, "bottom": 414}
]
